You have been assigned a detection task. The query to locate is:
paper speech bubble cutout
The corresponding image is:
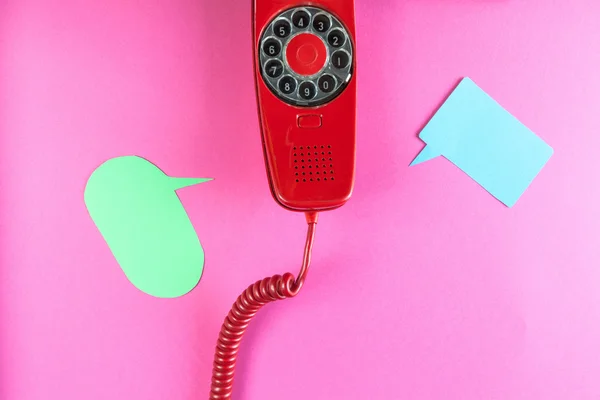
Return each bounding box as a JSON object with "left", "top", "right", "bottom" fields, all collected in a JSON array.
[
  {"left": 410, "top": 77, "right": 553, "bottom": 207},
  {"left": 84, "top": 156, "right": 211, "bottom": 298}
]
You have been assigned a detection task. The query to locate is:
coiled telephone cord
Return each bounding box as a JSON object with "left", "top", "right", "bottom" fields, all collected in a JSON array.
[{"left": 209, "top": 212, "right": 319, "bottom": 399}]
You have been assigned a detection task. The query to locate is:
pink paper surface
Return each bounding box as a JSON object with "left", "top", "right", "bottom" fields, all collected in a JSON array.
[{"left": 2, "top": 1, "right": 600, "bottom": 399}]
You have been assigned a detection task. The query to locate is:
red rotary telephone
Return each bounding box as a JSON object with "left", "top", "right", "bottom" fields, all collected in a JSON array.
[{"left": 210, "top": 2, "right": 356, "bottom": 398}]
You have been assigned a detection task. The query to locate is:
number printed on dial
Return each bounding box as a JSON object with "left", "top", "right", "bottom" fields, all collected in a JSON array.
[
  {"left": 259, "top": 6, "right": 353, "bottom": 107},
  {"left": 299, "top": 82, "right": 317, "bottom": 100},
  {"left": 328, "top": 29, "right": 345, "bottom": 48},
  {"left": 292, "top": 10, "right": 310, "bottom": 29},
  {"left": 279, "top": 76, "right": 297, "bottom": 94},
  {"left": 263, "top": 38, "right": 281, "bottom": 57},
  {"left": 313, "top": 14, "right": 331, "bottom": 32},
  {"left": 332, "top": 50, "right": 350, "bottom": 69},
  {"left": 265, "top": 59, "right": 284, "bottom": 78},
  {"left": 274, "top": 20, "right": 291, "bottom": 38},
  {"left": 318, "top": 75, "right": 336, "bottom": 93}
]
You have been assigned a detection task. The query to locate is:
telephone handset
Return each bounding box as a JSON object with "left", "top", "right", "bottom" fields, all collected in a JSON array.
[
  {"left": 254, "top": 1, "right": 357, "bottom": 211},
  {"left": 210, "top": 2, "right": 356, "bottom": 398}
]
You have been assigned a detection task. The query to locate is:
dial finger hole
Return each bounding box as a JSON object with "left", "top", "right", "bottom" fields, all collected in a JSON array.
[
  {"left": 299, "top": 81, "right": 317, "bottom": 100},
  {"left": 318, "top": 74, "right": 336, "bottom": 93},
  {"left": 313, "top": 14, "right": 331, "bottom": 33},
  {"left": 278, "top": 75, "right": 297, "bottom": 95},
  {"left": 264, "top": 59, "right": 284, "bottom": 78},
  {"left": 292, "top": 9, "right": 311, "bottom": 29},
  {"left": 262, "top": 37, "right": 281, "bottom": 57},
  {"left": 331, "top": 50, "right": 350, "bottom": 69},
  {"left": 327, "top": 29, "right": 345, "bottom": 48},
  {"left": 274, "top": 19, "right": 291, "bottom": 38}
]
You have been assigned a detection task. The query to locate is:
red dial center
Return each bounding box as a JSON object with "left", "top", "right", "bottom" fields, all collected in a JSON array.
[{"left": 285, "top": 33, "right": 327, "bottom": 76}]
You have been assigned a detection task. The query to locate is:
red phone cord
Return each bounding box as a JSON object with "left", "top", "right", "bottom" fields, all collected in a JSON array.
[{"left": 209, "top": 212, "right": 319, "bottom": 399}]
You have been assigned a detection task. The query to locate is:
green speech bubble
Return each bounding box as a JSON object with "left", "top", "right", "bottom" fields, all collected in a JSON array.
[{"left": 84, "top": 156, "right": 211, "bottom": 298}]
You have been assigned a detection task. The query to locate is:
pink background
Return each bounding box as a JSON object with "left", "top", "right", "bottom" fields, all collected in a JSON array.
[{"left": 2, "top": 1, "right": 600, "bottom": 399}]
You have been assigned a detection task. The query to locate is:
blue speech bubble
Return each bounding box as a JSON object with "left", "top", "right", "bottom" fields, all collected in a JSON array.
[{"left": 410, "top": 77, "right": 553, "bottom": 207}]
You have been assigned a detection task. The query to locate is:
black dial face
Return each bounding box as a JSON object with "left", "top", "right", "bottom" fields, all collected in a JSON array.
[{"left": 259, "top": 6, "right": 354, "bottom": 107}]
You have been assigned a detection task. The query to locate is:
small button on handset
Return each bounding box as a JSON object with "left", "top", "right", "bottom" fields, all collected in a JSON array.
[
  {"left": 259, "top": 6, "right": 353, "bottom": 107},
  {"left": 292, "top": 10, "right": 311, "bottom": 29},
  {"left": 297, "top": 115, "right": 322, "bottom": 129}
]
